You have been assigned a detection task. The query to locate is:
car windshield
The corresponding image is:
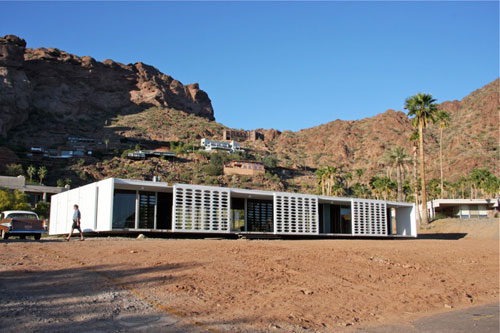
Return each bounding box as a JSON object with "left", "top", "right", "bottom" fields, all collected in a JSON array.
[{"left": 9, "top": 213, "right": 38, "bottom": 220}]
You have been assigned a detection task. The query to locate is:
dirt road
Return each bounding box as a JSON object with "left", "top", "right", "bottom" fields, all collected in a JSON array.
[{"left": 0, "top": 236, "right": 498, "bottom": 332}]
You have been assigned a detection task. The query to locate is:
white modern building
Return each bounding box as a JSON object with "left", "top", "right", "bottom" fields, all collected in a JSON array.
[
  {"left": 426, "top": 198, "right": 499, "bottom": 220},
  {"left": 200, "top": 138, "right": 242, "bottom": 153},
  {"left": 49, "top": 178, "right": 417, "bottom": 237}
]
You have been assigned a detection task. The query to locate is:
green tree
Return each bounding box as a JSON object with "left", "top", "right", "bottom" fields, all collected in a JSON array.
[
  {"left": 354, "top": 168, "right": 365, "bottom": 184},
  {"left": 427, "top": 178, "right": 441, "bottom": 201},
  {"left": 484, "top": 175, "right": 500, "bottom": 198},
  {"left": 27, "top": 165, "right": 36, "bottom": 183},
  {"left": 469, "top": 169, "right": 498, "bottom": 199},
  {"left": 352, "top": 183, "right": 371, "bottom": 199},
  {"left": 5, "top": 163, "right": 23, "bottom": 177},
  {"left": 405, "top": 93, "right": 439, "bottom": 225},
  {"left": 38, "top": 166, "right": 48, "bottom": 185},
  {"left": 370, "top": 176, "right": 397, "bottom": 200},
  {"left": 263, "top": 156, "right": 278, "bottom": 169},
  {"left": 436, "top": 110, "right": 450, "bottom": 198},
  {"left": 34, "top": 201, "right": 50, "bottom": 219},
  {"left": 382, "top": 146, "right": 411, "bottom": 202},
  {"left": 315, "top": 166, "right": 345, "bottom": 196},
  {"left": 0, "top": 188, "right": 31, "bottom": 212}
]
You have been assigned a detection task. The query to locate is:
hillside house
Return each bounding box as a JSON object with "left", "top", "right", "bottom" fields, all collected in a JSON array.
[
  {"left": 426, "top": 199, "right": 499, "bottom": 219},
  {"left": 0, "top": 175, "right": 67, "bottom": 207},
  {"left": 224, "top": 161, "right": 265, "bottom": 176},
  {"left": 200, "top": 139, "right": 242, "bottom": 153},
  {"left": 223, "top": 129, "right": 264, "bottom": 141}
]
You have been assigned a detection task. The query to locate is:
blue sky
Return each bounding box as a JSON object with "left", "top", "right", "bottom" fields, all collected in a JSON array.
[{"left": 1, "top": 1, "right": 498, "bottom": 131}]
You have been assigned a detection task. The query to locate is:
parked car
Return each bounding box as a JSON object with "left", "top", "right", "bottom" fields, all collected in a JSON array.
[{"left": 0, "top": 211, "right": 47, "bottom": 240}]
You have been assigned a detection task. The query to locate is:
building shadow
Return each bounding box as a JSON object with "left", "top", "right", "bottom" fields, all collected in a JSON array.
[
  {"left": 0, "top": 261, "right": 200, "bottom": 332},
  {"left": 417, "top": 233, "right": 468, "bottom": 240}
]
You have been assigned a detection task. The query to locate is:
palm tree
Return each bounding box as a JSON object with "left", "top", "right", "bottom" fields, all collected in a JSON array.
[
  {"left": 409, "top": 131, "right": 421, "bottom": 226},
  {"left": 405, "top": 93, "right": 438, "bottom": 225},
  {"left": 383, "top": 146, "right": 411, "bottom": 202},
  {"left": 436, "top": 110, "right": 450, "bottom": 198},
  {"left": 27, "top": 165, "right": 36, "bottom": 183},
  {"left": 315, "top": 168, "right": 327, "bottom": 195},
  {"left": 370, "top": 176, "right": 396, "bottom": 201},
  {"left": 104, "top": 138, "right": 110, "bottom": 152},
  {"left": 38, "top": 166, "right": 48, "bottom": 185}
]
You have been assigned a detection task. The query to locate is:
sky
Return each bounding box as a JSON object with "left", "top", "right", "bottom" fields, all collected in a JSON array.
[{"left": 1, "top": 1, "right": 498, "bottom": 131}]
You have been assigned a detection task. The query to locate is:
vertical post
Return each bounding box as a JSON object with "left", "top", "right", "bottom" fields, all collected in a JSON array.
[
  {"left": 244, "top": 198, "right": 248, "bottom": 232},
  {"left": 93, "top": 185, "right": 98, "bottom": 231},
  {"left": 351, "top": 199, "right": 355, "bottom": 236},
  {"left": 109, "top": 178, "right": 115, "bottom": 231},
  {"left": 135, "top": 190, "right": 139, "bottom": 229},
  {"left": 154, "top": 192, "right": 158, "bottom": 230}
]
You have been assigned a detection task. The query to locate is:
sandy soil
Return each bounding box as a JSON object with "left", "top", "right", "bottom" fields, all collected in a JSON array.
[
  {"left": 419, "top": 217, "right": 499, "bottom": 239},
  {"left": 0, "top": 234, "right": 498, "bottom": 332}
]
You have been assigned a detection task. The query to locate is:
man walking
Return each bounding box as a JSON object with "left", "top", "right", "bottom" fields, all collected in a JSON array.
[{"left": 66, "top": 204, "right": 84, "bottom": 241}]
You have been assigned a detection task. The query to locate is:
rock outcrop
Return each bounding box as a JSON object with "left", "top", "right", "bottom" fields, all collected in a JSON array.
[
  {"left": 0, "top": 35, "right": 214, "bottom": 137},
  {"left": 0, "top": 35, "right": 32, "bottom": 136}
]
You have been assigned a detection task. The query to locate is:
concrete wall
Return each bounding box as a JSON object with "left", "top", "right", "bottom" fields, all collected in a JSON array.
[{"left": 396, "top": 205, "right": 417, "bottom": 237}]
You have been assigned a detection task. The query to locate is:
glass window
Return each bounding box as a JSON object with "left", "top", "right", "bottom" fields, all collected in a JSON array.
[
  {"left": 8, "top": 213, "right": 38, "bottom": 220},
  {"left": 113, "top": 190, "right": 136, "bottom": 229},
  {"left": 340, "top": 206, "right": 352, "bottom": 234},
  {"left": 138, "top": 192, "right": 156, "bottom": 229}
]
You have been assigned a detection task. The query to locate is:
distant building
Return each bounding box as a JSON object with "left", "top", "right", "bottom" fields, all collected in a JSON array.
[
  {"left": 223, "top": 130, "right": 264, "bottom": 141},
  {"left": 127, "top": 150, "right": 176, "bottom": 160},
  {"left": 200, "top": 139, "right": 242, "bottom": 153},
  {"left": 426, "top": 199, "right": 499, "bottom": 219},
  {"left": 224, "top": 161, "right": 265, "bottom": 176},
  {"left": 0, "top": 175, "right": 67, "bottom": 207}
]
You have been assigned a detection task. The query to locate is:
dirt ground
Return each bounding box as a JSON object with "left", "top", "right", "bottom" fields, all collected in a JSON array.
[{"left": 1, "top": 220, "right": 498, "bottom": 333}]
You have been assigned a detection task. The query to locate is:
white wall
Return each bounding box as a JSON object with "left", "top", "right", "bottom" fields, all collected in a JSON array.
[
  {"left": 96, "top": 178, "right": 114, "bottom": 231},
  {"left": 49, "top": 179, "right": 113, "bottom": 235},
  {"left": 395, "top": 205, "right": 417, "bottom": 237}
]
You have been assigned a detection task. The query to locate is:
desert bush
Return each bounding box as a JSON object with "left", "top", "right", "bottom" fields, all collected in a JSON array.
[
  {"left": 263, "top": 156, "right": 278, "bottom": 169},
  {"left": 34, "top": 201, "right": 50, "bottom": 219},
  {"left": 5, "top": 163, "right": 23, "bottom": 176},
  {"left": 0, "top": 188, "right": 31, "bottom": 212}
]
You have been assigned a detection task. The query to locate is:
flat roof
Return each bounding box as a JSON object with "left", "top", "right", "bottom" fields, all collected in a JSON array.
[
  {"left": 428, "top": 198, "right": 499, "bottom": 208},
  {"left": 107, "top": 178, "right": 414, "bottom": 207}
]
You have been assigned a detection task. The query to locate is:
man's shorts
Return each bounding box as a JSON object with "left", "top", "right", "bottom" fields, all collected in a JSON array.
[{"left": 72, "top": 220, "right": 81, "bottom": 231}]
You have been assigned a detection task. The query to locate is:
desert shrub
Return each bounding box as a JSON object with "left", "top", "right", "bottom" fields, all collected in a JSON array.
[
  {"left": 204, "top": 164, "right": 220, "bottom": 176},
  {"left": 240, "top": 175, "right": 251, "bottom": 183},
  {"left": 34, "top": 201, "right": 50, "bottom": 219},
  {"left": 0, "top": 188, "right": 31, "bottom": 212},
  {"left": 5, "top": 163, "right": 23, "bottom": 176},
  {"left": 263, "top": 156, "right": 278, "bottom": 169},
  {"left": 433, "top": 212, "right": 447, "bottom": 221},
  {"left": 205, "top": 176, "right": 219, "bottom": 185},
  {"left": 180, "top": 173, "right": 191, "bottom": 182}
]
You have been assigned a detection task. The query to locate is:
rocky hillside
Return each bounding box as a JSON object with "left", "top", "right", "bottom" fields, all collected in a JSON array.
[
  {"left": 269, "top": 77, "right": 498, "bottom": 181},
  {"left": 0, "top": 34, "right": 497, "bottom": 192},
  {"left": 0, "top": 35, "right": 213, "bottom": 138}
]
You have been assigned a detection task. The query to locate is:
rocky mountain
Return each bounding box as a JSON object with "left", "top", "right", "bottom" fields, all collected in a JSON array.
[
  {"left": 0, "top": 34, "right": 497, "bottom": 191},
  {"left": 269, "top": 76, "right": 498, "bottom": 181},
  {"left": 0, "top": 35, "right": 214, "bottom": 138}
]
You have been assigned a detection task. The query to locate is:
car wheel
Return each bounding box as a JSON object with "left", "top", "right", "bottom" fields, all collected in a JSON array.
[
  {"left": 34, "top": 234, "right": 41, "bottom": 240},
  {"left": 19, "top": 235, "right": 26, "bottom": 240},
  {"left": 1, "top": 230, "right": 8, "bottom": 240}
]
